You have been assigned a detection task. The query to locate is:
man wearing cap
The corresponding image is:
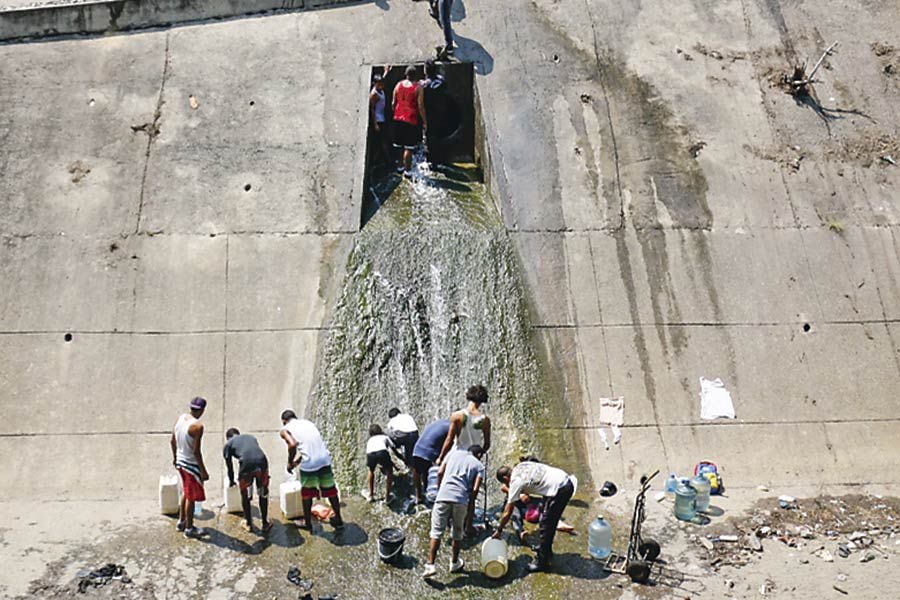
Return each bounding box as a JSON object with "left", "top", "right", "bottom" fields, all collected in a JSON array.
[
  {"left": 492, "top": 460, "right": 577, "bottom": 572},
  {"left": 171, "top": 397, "right": 209, "bottom": 539}
]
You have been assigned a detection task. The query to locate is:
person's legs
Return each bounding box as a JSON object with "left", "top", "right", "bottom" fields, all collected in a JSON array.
[
  {"left": 426, "top": 502, "right": 450, "bottom": 570},
  {"left": 317, "top": 466, "right": 343, "bottom": 526},
  {"left": 439, "top": 0, "right": 454, "bottom": 48},
  {"left": 412, "top": 456, "right": 429, "bottom": 503},
  {"left": 257, "top": 469, "right": 270, "bottom": 530},
  {"left": 536, "top": 480, "right": 574, "bottom": 566},
  {"left": 403, "top": 148, "right": 413, "bottom": 172},
  {"left": 299, "top": 469, "right": 318, "bottom": 529},
  {"left": 404, "top": 432, "right": 418, "bottom": 467},
  {"left": 449, "top": 503, "right": 465, "bottom": 565},
  {"left": 385, "top": 465, "right": 394, "bottom": 500},
  {"left": 367, "top": 469, "right": 375, "bottom": 499},
  {"left": 240, "top": 488, "right": 253, "bottom": 528}
]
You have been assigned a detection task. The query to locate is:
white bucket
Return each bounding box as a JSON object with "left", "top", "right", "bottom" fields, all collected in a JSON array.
[
  {"left": 481, "top": 538, "right": 509, "bottom": 579},
  {"left": 280, "top": 480, "right": 304, "bottom": 519},
  {"left": 224, "top": 480, "right": 243, "bottom": 514},
  {"left": 159, "top": 474, "right": 181, "bottom": 515}
]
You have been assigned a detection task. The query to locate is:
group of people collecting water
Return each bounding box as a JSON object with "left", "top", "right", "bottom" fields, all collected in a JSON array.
[
  {"left": 369, "top": 59, "right": 454, "bottom": 179},
  {"left": 169, "top": 384, "right": 579, "bottom": 579}
]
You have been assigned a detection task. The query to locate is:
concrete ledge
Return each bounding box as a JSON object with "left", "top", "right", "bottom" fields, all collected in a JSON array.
[{"left": 0, "top": 0, "right": 357, "bottom": 42}]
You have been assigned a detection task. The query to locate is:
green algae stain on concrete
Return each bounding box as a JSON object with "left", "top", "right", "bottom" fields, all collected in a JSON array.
[{"left": 310, "top": 164, "right": 547, "bottom": 492}]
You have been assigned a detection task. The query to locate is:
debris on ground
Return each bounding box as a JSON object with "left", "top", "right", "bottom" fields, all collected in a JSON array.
[
  {"left": 781, "top": 42, "right": 839, "bottom": 96},
  {"left": 287, "top": 566, "right": 314, "bottom": 592},
  {"left": 76, "top": 563, "right": 130, "bottom": 593},
  {"left": 694, "top": 495, "right": 900, "bottom": 573}
]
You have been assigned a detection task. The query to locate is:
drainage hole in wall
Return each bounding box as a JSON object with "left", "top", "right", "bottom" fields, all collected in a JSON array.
[
  {"left": 244, "top": 183, "right": 252, "bottom": 192},
  {"left": 802, "top": 323, "right": 811, "bottom": 333},
  {"left": 64, "top": 333, "right": 73, "bottom": 342}
]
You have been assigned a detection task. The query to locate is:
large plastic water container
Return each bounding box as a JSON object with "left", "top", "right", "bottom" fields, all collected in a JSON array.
[
  {"left": 674, "top": 480, "right": 697, "bottom": 521},
  {"left": 280, "top": 480, "right": 304, "bottom": 519},
  {"left": 481, "top": 538, "right": 509, "bottom": 579},
  {"left": 425, "top": 465, "right": 440, "bottom": 502},
  {"left": 690, "top": 474, "right": 711, "bottom": 513},
  {"left": 159, "top": 474, "right": 180, "bottom": 515},
  {"left": 588, "top": 516, "right": 612, "bottom": 559},
  {"left": 224, "top": 480, "right": 243, "bottom": 514},
  {"left": 664, "top": 473, "right": 678, "bottom": 500}
]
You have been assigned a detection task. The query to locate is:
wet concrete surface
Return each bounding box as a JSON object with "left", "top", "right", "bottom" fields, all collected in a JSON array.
[{"left": 2, "top": 0, "right": 900, "bottom": 597}]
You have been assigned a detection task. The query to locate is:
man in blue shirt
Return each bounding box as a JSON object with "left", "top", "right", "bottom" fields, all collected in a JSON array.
[
  {"left": 411, "top": 419, "right": 451, "bottom": 504},
  {"left": 422, "top": 445, "right": 485, "bottom": 578}
]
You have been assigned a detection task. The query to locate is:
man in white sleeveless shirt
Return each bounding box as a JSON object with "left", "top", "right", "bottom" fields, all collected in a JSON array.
[
  {"left": 436, "top": 384, "right": 492, "bottom": 465},
  {"left": 170, "top": 397, "right": 209, "bottom": 539},
  {"left": 279, "top": 410, "right": 344, "bottom": 530}
]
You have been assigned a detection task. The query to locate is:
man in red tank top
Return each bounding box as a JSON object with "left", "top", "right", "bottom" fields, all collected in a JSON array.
[{"left": 392, "top": 65, "right": 425, "bottom": 178}]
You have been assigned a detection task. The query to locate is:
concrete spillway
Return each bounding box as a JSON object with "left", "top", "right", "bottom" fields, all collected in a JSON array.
[{"left": 312, "top": 160, "right": 545, "bottom": 491}]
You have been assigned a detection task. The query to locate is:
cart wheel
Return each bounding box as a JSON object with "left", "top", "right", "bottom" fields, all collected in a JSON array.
[
  {"left": 638, "top": 538, "right": 661, "bottom": 561},
  {"left": 626, "top": 560, "right": 651, "bottom": 583}
]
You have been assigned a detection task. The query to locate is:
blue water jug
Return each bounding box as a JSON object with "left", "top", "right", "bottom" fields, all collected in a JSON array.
[
  {"left": 588, "top": 516, "right": 612, "bottom": 559},
  {"left": 674, "top": 481, "right": 697, "bottom": 521},
  {"left": 690, "top": 474, "right": 711, "bottom": 513},
  {"left": 664, "top": 473, "right": 678, "bottom": 500},
  {"left": 425, "top": 465, "right": 440, "bottom": 502}
]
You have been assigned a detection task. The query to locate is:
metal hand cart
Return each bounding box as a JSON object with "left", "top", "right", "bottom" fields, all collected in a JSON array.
[{"left": 601, "top": 470, "right": 662, "bottom": 583}]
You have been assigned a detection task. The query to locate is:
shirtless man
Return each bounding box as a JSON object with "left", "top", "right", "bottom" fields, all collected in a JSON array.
[{"left": 171, "top": 397, "right": 209, "bottom": 539}]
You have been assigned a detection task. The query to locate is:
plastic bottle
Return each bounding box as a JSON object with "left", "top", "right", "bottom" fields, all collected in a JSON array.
[
  {"left": 194, "top": 501, "right": 203, "bottom": 517},
  {"left": 664, "top": 473, "right": 678, "bottom": 500},
  {"left": 674, "top": 481, "right": 697, "bottom": 521},
  {"left": 588, "top": 516, "right": 612, "bottom": 559},
  {"left": 425, "top": 465, "right": 440, "bottom": 502},
  {"left": 690, "top": 474, "right": 711, "bottom": 513}
]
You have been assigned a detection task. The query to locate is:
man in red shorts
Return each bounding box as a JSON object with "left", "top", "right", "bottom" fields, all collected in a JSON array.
[
  {"left": 224, "top": 428, "right": 271, "bottom": 533},
  {"left": 171, "top": 397, "right": 209, "bottom": 539}
]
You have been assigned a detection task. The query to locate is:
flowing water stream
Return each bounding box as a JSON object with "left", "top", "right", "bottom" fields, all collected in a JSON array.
[{"left": 311, "top": 156, "right": 546, "bottom": 492}]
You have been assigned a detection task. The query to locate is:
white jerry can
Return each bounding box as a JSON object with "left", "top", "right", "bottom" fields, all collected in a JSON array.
[
  {"left": 159, "top": 474, "right": 181, "bottom": 515},
  {"left": 224, "top": 480, "right": 243, "bottom": 514},
  {"left": 280, "top": 480, "right": 304, "bottom": 519}
]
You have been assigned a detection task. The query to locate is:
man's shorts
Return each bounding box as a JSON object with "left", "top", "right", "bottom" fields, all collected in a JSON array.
[
  {"left": 299, "top": 465, "right": 338, "bottom": 500},
  {"left": 177, "top": 467, "right": 206, "bottom": 502},
  {"left": 393, "top": 120, "right": 421, "bottom": 150},
  {"left": 367, "top": 450, "right": 393, "bottom": 473},
  {"left": 430, "top": 501, "right": 466, "bottom": 541},
  {"left": 238, "top": 468, "right": 270, "bottom": 496},
  {"left": 390, "top": 431, "right": 419, "bottom": 466},
  {"left": 411, "top": 455, "right": 432, "bottom": 477}
]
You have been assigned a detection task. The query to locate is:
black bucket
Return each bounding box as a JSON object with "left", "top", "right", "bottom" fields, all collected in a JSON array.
[{"left": 377, "top": 528, "right": 405, "bottom": 565}]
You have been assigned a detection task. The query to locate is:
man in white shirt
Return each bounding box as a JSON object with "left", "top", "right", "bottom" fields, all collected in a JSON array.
[
  {"left": 492, "top": 460, "right": 576, "bottom": 572},
  {"left": 280, "top": 410, "right": 344, "bottom": 530},
  {"left": 386, "top": 407, "right": 419, "bottom": 467}
]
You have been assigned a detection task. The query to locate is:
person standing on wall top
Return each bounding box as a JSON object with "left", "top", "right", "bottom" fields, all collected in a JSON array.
[
  {"left": 493, "top": 460, "right": 577, "bottom": 573},
  {"left": 437, "top": 0, "right": 455, "bottom": 58},
  {"left": 422, "top": 445, "right": 485, "bottom": 579},
  {"left": 223, "top": 427, "right": 271, "bottom": 533},
  {"left": 369, "top": 72, "right": 392, "bottom": 167},
  {"left": 411, "top": 418, "right": 451, "bottom": 504},
  {"left": 392, "top": 65, "right": 423, "bottom": 179},
  {"left": 437, "top": 384, "right": 491, "bottom": 464},
  {"left": 171, "top": 397, "right": 209, "bottom": 539},
  {"left": 386, "top": 407, "right": 419, "bottom": 468},
  {"left": 280, "top": 410, "right": 344, "bottom": 530}
]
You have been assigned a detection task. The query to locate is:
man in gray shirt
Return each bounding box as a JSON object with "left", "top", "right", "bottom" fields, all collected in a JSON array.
[
  {"left": 422, "top": 445, "right": 485, "bottom": 578},
  {"left": 223, "top": 428, "right": 271, "bottom": 533}
]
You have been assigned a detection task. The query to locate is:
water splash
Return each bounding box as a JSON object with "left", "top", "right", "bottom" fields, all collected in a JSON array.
[{"left": 311, "top": 156, "right": 545, "bottom": 490}]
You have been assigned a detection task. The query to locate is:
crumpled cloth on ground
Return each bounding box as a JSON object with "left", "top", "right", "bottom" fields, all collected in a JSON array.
[
  {"left": 597, "top": 396, "right": 624, "bottom": 450},
  {"left": 287, "top": 566, "right": 314, "bottom": 592},
  {"left": 77, "top": 563, "right": 130, "bottom": 593},
  {"left": 700, "top": 377, "right": 735, "bottom": 419}
]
